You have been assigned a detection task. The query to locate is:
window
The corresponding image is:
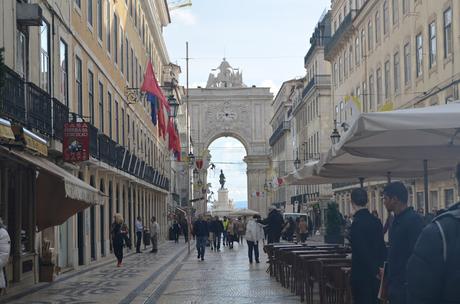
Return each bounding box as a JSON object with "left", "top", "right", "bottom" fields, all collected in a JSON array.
[
  {"left": 428, "top": 22, "right": 437, "bottom": 68},
  {"left": 97, "top": 0, "right": 102, "bottom": 39},
  {"left": 333, "top": 63, "right": 338, "bottom": 85},
  {"left": 361, "top": 29, "right": 366, "bottom": 59},
  {"left": 394, "top": 52, "right": 400, "bottom": 93},
  {"left": 368, "top": 21, "right": 373, "bottom": 51},
  {"left": 355, "top": 36, "right": 360, "bottom": 65},
  {"left": 384, "top": 60, "right": 390, "bottom": 99},
  {"left": 430, "top": 191, "right": 438, "bottom": 210},
  {"left": 88, "top": 71, "right": 94, "bottom": 124},
  {"left": 108, "top": 92, "right": 112, "bottom": 138},
  {"left": 113, "top": 14, "right": 118, "bottom": 64},
  {"left": 16, "top": 30, "right": 27, "bottom": 78},
  {"left": 339, "top": 56, "right": 343, "bottom": 82},
  {"left": 444, "top": 189, "right": 454, "bottom": 207},
  {"left": 40, "top": 20, "right": 50, "bottom": 92},
  {"left": 344, "top": 51, "right": 348, "bottom": 78},
  {"left": 99, "top": 81, "right": 104, "bottom": 132},
  {"left": 416, "top": 192, "right": 424, "bottom": 210},
  {"left": 376, "top": 68, "right": 382, "bottom": 105},
  {"left": 444, "top": 8, "right": 452, "bottom": 58},
  {"left": 416, "top": 33, "right": 423, "bottom": 77},
  {"left": 383, "top": 0, "right": 389, "bottom": 35},
  {"left": 130, "top": 48, "right": 134, "bottom": 85},
  {"left": 126, "top": 39, "right": 129, "bottom": 79},
  {"left": 106, "top": 0, "right": 110, "bottom": 53},
  {"left": 75, "top": 0, "right": 81, "bottom": 9},
  {"left": 60, "top": 40, "right": 69, "bottom": 106},
  {"left": 392, "top": 0, "right": 398, "bottom": 25},
  {"left": 135, "top": 57, "right": 138, "bottom": 86},
  {"left": 404, "top": 43, "right": 411, "bottom": 85},
  {"left": 362, "top": 81, "right": 367, "bottom": 112},
  {"left": 87, "top": 0, "right": 93, "bottom": 26},
  {"left": 369, "top": 74, "right": 374, "bottom": 111},
  {"left": 120, "top": 30, "right": 124, "bottom": 74},
  {"left": 121, "top": 108, "right": 125, "bottom": 146},
  {"left": 115, "top": 100, "right": 119, "bottom": 143},
  {"left": 375, "top": 11, "right": 381, "bottom": 43},
  {"left": 402, "top": 0, "right": 409, "bottom": 15},
  {"left": 349, "top": 45, "right": 353, "bottom": 70},
  {"left": 76, "top": 56, "right": 83, "bottom": 116}
]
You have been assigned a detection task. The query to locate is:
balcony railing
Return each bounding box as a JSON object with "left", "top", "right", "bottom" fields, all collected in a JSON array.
[
  {"left": 324, "top": 11, "right": 356, "bottom": 60},
  {"left": 302, "top": 75, "right": 331, "bottom": 99},
  {"left": 88, "top": 123, "right": 98, "bottom": 158},
  {"left": 1, "top": 67, "right": 26, "bottom": 124},
  {"left": 25, "top": 82, "right": 52, "bottom": 136},
  {"left": 269, "top": 121, "right": 290, "bottom": 146},
  {"left": 52, "top": 98, "right": 69, "bottom": 141}
]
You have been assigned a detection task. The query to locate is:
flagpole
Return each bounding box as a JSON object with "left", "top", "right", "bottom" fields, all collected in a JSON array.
[{"left": 186, "top": 41, "right": 191, "bottom": 254}]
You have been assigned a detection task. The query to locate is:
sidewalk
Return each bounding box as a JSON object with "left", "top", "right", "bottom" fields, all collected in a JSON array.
[{"left": 1, "top": 240, "right": 190, "bottom": 304}]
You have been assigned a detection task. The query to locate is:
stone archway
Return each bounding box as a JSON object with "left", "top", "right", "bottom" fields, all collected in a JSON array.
[{"left": 188, "top": 59, "right": 273, "bottom": 216}]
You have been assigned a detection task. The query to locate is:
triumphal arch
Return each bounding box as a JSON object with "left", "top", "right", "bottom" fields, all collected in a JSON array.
[{"left": 188, "top": 59, "right": 273, "bottom": 216}]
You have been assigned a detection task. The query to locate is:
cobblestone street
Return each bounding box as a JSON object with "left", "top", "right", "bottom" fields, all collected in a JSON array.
[{"left": 1, "top": 240, "right": 298, "bottom": 304}]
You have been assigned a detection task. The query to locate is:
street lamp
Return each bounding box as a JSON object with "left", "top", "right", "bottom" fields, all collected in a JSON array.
[
  {"left": 294, "top": 151, "right": 301, "bottom": 169},
  {"left": 188, "top": 151, "right": 195, "bottom": 167},
  {"left": 167, "top": 95, "right": 180, "bottom": 118},
  {"left": 192, "top": 168, "right": 199, "bottom": 179},
  {"left": 330, "top": 119, "right": 341, "bottom": 145}
]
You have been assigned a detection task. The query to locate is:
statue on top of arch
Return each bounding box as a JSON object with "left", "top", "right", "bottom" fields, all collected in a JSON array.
[{"left": 206, "top": 58, "right": 246, "bottom": 88}]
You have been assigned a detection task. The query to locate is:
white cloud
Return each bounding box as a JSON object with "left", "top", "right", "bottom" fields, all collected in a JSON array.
[
  {"left": 171, "top": 10, "right": 197, "bottom": 26},
  {"left": 260, "top": 80, "right": 280, "bottom": 95}
]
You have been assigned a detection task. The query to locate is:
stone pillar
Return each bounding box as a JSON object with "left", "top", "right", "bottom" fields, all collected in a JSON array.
[{"left": 245, "top": 155, "right": 271, "bottom": 217}]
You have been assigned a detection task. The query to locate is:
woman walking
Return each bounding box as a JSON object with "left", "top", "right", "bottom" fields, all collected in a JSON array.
[
  {"left": 227, "top": 219, "right": 235, "bottom": 249},
  {"left": 245, "top": 215, "right": 264, "bottom": 264},
  {"left": 111, "top": 214, "right": 124, "bottom": 267}
]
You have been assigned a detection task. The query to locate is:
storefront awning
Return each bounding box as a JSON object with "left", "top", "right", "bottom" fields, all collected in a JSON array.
[{"left": 5, "top": 149, "right": 104, "bottom": 231}]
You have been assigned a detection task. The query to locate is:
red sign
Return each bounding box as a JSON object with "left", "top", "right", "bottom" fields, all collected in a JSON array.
[
  {"left": 195, "top": 159, "right": 203, "bottom": 170},
  {"left": 63, "top": 122, "right": 90, "bottom": 162}
]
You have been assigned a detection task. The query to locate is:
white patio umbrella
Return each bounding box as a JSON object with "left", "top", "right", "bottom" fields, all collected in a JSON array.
[
  {"left": 334, "top": 102, "right": 460, "bottom": 213},
  {"left": 228, "top": 208, "right": 260, "bottom": 217}
]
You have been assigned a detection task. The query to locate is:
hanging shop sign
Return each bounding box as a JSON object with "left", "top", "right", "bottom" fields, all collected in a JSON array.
[{"left": 63, "top": 122, "right": 89, "bottom": 162}]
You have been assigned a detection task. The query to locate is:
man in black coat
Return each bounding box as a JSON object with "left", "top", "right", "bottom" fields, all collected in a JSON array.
[
  {"left": 193, "top": 215, "right": 209, "bottom": 261},
  {"left": 406, "top": 201, "right": 460, "bottom": 304},
  {"left": 383, "top": 182, "right": 425, "bottom": 304},
  {"left": 350, "top": 188, "right": 387, "bottom": 304},
  {"left": 259, "top": 207, "right": 284, "bottom": 244}
]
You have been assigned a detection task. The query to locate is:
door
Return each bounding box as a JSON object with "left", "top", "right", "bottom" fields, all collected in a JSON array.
[
  {"left": 58, "top": 220, "right": 69, "bottom": 268},
  {"left": 90, "top": 206, "right": 96, "bottom": 260},
  {"left": 77, "top": 211, "right": 84, "bottom": 265}
]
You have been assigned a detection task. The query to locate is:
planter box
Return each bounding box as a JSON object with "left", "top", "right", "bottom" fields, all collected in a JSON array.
[{"left": 324, "top": 234, "right": 344, "bottom": 245}]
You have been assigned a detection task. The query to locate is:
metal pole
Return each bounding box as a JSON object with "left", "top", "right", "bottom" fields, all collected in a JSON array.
[
  {"left": 423, "top": 160, "right": 429, "bottom": 215},
  {"left": 186, "top": 41, "right": 191, "bottom": 254},
  {"left": 359, "top": 177, "right": 364, "bottom": 188},
  {"left": 387, "top": 172, "right": 392, "bottom": 184}
]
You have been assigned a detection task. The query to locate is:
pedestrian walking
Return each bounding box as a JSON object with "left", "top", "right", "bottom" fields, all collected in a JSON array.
[
  {"left": 209, "top": 216, "right": 222, "bottom": 251},
  {"left": 172, "top": 220, "right": 181, "bottom": 243},
  {"left": 298, "top": 216, "right": 308, "bottom": 243},
  {"left": 258, "top": 207, "right": 284, "bottom": 244},
  {"left": 245, "top": 215, "right": 264, "bottom": 264},
  {"left": 349, "top": 189, "right": 386, "bottom": 304},
  {"left": 222, "top": 216, "right": 229, "bottom": 246},
  {"left": 111, "top": 214, "right": 124, "bottom": 267},
  {"left": 181, "top": 219, "right": 189, "bottom": 243},
  {"left": 226, "top": 218, "right": 235, "bottom": 249},
  {"left": 0, "top": 218, "right": 10, "bottom": 294},
  {"left": 383, "top": 182, "right": 424, "bottom": 304},
  {"left": 121, "top": 222, "right": 131, "bottom": 251},
  {"left": 150, "top": 216, "right": 160, "bottom": 253},
  {"left": 135, "top": 216, "right": 143, "bottom": 253},
  {"left": 406, "top": 167, "right": 460, "bottom": 304},
  {"left": 193, "top": 215, "right": 209, "bottom": 261},
  {"left": 237, "top": 217, "right": 246, "bottom": 245}
]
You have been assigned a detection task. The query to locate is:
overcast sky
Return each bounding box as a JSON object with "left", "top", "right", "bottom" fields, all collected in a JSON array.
[{"left": 164, "top": 0, "right": 331, "bottom": 204}]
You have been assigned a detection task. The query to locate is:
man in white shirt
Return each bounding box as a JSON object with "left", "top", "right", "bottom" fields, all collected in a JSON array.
[
  {"left": 135, "top": 216, "right": 143, "bottom": 253},
  {"left": 149, "top": 217, "right": 160, "bottom": 253},
  {"left": 245, "top": 215, "right": 264, "bottom": 264}
]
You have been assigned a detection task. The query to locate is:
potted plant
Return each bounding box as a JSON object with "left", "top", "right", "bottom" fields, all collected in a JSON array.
[{"left": 324, "top": 202, "right": 345, "bottom": 244}]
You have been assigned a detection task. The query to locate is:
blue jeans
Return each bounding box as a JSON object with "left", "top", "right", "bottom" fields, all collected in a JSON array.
[{"left": 196, "top": 236, "right": 207, "bottom": 258}]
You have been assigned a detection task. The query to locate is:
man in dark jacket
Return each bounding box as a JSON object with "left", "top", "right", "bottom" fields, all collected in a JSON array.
[
  {"left": 383, "top": 182, "right": 424, "bottom": 304},
  {"left": 259, "top": 207, "right": 284, "bottom": 243},
  {"left": 193, "top": 215, "right": 209, "bottom": 261},
  {"left": 406, "top": 201, "right": 460, "bottom": 304},
  {"left": 350, "top": 188, "right": 387, "bottom": 304}
]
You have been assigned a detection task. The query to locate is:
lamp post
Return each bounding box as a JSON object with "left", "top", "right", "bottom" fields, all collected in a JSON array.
[
  {"left": 168, "top": 95, "right": 179, "bottom": 118},
  {"left": 330, "top": 119, "right": 341, "bottom": 145},
  {"left": 294, "top": 150, "right": 301, "bottom": 169}
]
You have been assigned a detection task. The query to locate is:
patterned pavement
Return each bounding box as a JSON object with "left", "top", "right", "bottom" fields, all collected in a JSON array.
[{"left": 1, "top": 239, "right": 300, "bottom": 304}]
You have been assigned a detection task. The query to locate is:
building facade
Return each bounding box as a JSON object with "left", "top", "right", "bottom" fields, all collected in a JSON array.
[
  {"left": 0, "top": 0, "right": 177, "bottom": 289},
  {"left": 325, "top": 0, "right": 459, "bottom": 218}
]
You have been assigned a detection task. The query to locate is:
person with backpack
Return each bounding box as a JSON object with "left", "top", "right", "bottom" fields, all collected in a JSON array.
[{"left": 406, "top": 166, "right": 460, "bottom": 304}]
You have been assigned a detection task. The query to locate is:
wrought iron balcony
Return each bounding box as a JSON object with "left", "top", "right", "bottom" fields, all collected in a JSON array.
[
  {"left": 324, "top": 11, "right": 357, "bottom": 61},
  {"left": 25, "top": 82, "right": 52, "bottom": 136},
  {"left": 88, "top": 123, "right": 98, "bottom": 158},
  {"left": 269, "top": 121, "right": 290, "bottom": 146},
  {"left": 0, "top": 67, "right": 26, "bottom": 124},
  {"left": 52, "top": 98, "right": 69, "bottom": 141},
  {"left": 302, "top": 75, "right": 331, "bottom": 99},
  {"left": 332, "top": 182, "right": 354, "bottom": 189}
]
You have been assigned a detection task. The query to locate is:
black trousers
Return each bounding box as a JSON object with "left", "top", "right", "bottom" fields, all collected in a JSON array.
[
  {"left": 113, "top": 242, "right": 123, "bottom": 263},
  {"left": 352, "top": 278, "right": 380, "bottom": 304},
  {"left": 136, "top": 231, "right": 142, "bottom": 252},
  {"left": 247, "top": 240, "right": 259, "bottom": 262}
]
